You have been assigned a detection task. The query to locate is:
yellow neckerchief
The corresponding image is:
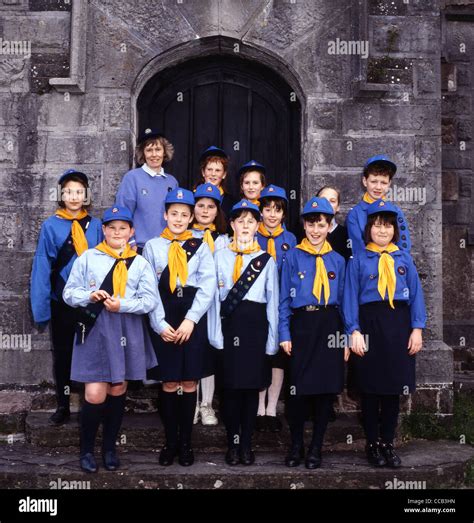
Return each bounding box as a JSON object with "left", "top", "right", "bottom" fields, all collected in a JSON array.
[
  {"left": 55, "top": 209, "right": 89, "bottom": 256},
  {"left": 257, "top": 223, "right": 284, "bottom": 260},
  {"left": 296, "top": 239, "right": 333, "bottom": 305},
  {"left": 366, "top": 242, "right": 399, "bottom": 309},
  {"left": 95, "top": 241, "right": 137, "bottom": 298},
  {"left": 363, "top": 192, "right": 386, "bottom": 204},
  {"left": 248, "top": 198, "right": 260, "bottom": 206},
  {"left": 217, "top": 186, "right": 224, "bottom": 196},
  {"left": 160, "top": 227, "right": 194, "bottom": 292},
  {"left": 228, "top": 238, "right": 261, "bottom": 283},
  {"left": 192, "top": 223, "right": 217, "bottom": 253}
]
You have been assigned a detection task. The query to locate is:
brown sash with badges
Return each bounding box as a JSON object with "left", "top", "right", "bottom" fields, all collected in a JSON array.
[
  {"left": 220, "top": 252, "right": 271, "bottom": 319},
  {"left": 75, "top": 256, "right": 136, "bottom": 344},
  {"left": 51, "top": 215, "right": 92, "bottom": 300}
]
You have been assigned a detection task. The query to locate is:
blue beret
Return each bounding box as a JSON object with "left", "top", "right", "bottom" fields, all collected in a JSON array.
[
  {"left": 260, "top": 184, "right": 288, "bottom": 202},
  {"left": 138, "top": 128, "right": 166, "bottom": 145},
  {"left": 364, "top": 155, "right": 397, "bottom": 175},
  {"left": 194, "top": 183, "right": 222, "bottom": 204},
  {"left": 165, "top": 187, "right": 195, "bottom": 207},
  {"left": 230, "top": 199, "right": 262, "bottom": 220},
  {"left": 301, "top": 197, "right": 335, "bottom": 217},
  {"left": 58, "top": 169, "right": 88, "bottom": 186},
  {"left": 199, "top": 146, "right": 228, "bottom": 163},
  {"left": 367, "top": 199, "right": 399, "bottom": 216},
  {"left": 238, "top": 160, "right": 266, "bottom": 176},
  {"left": 102, "top": 205, "right": 133, "bottom": 225}
]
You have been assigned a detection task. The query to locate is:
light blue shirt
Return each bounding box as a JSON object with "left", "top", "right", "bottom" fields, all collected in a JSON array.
[
  {"left": 191, "top": 229, "right": 231, "bottom": 253},
  {"left": 209, "top": 247, "right": 279, "bottom": 355},
  {"left": 143, "top": 237, "right": 217, "bottom": 334},
  {"left": 62, "top": 248, "right": 159, "bottom": 315}
]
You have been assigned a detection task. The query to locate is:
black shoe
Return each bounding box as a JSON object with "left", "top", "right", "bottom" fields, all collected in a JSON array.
[
  {"left": 305, "top": 447, "right": 322, "bottom": 469},
  {"left": 266, "top": 415, "right": 282, "bottom": 433},
  {"left": 49, "top": 407, "right": 70, "bottom": 425},
  {"left": 239, "top": 447, "right": 255, "bottom": 466},
  {"left": 255, "top": 415, "right": 267, "bottom": 432},
  {"left": 285, "top": 444, "right": 304, "bottom": 467},
  {"left": 225, "top": 447, "right": 240, "bottom": 466},
  {"left": 159, "top": 445, "right": 178, "bottom": 466},
  {"left": 365, "top": 442, "right": 387, "bottom": 467},
  {"left": 102, "top": 450, "right": 120, "bottom": 471},
  {"left": 80, "top": 452, "right": 97, "bottom": 473},
  {"left": 178, "top": 444, "right": 195, "bottom": 467},
  {"left": 380, "top": 442, "right": 401, "bottom": 468}
]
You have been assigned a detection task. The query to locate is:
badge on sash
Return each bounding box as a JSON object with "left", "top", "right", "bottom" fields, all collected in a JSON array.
[
  {"left": 397, "top": 266, "right": 406, "bottom": 275},
  {"left": 328, "top": 271, "right": 336, "bottom": 280}
]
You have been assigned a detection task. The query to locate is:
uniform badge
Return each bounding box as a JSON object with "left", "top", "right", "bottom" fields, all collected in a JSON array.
[
  {"left": 281, "top": 243, "right": 289, "bottom": 251},
  {"left": 398, "top": 216, "right": 403, "bottom": 223},
  {"left": 328, "top": 271, "right": 336, "bottom": 280},
  {"left": 218, "top": 280, "right": 225, "bottom": 288},
  {"left": 256, "top": 260, "right": 262, "bottom": 268},
  {"left": 141, "top": 188, "right": 148, "bottom": 195},
  {"left": 112, "top": 207, "right": 118, "bottom": 213},
  {"left": 206, "top": 186, "right": 213, "bottom": 192},
  {"left": 268, "top": 187, "right": 274, "bottom": 192},
  {"left": 145, "top": 128, "right": 152, "bottom": 134},
  {"left": 189, "top": 240, "right": 196, "bottom": 247},
  {"left": 177, "top": 190, "right": 183, "bottom": 199},
  {"left": 242, "top": 201, "right": 248, "bottom": 207},
  {"left": 298, "top": 272, "right": 305, "bottom": 279},
  {"left": 89, "top": 279, "right": 96, "bottom": 288},
  {"left": 397, "top": 266, "right": 406, "bottom": 275},
  {"left": 369, "top": 274, "right": 376, "bottom": 280},
  {"left": 311, "top": 201, "right": 318, "bottom": 208},
  {"left": 379, "top": 201, "right": 385, "bottom": 207}
]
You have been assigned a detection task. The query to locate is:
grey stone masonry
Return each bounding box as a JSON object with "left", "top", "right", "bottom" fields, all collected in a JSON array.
[{"left": 0, "top": 0, "right": 465, "bottom": 417}]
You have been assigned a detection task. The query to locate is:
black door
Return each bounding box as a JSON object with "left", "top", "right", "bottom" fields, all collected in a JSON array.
[{"left": 137, "top": 55, "right": 301, "bottom": 232}]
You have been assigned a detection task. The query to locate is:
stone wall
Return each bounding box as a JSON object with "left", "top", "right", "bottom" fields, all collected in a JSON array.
[{"left": 0, "top": 0, "right": 456, "bottom": 416}]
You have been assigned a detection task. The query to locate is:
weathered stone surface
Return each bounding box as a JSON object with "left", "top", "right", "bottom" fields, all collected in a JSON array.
[
  {"left": 28, "top": 0, "right": 71, "bottom": 11},
  {"left": 1, "top": 440, "right": 472, "bottom": 489},
  {"left": 29, "top": 52, "right": 69, "bottom": 94},
  {"left": 0, "top": 391, "right": 32, "bottom": 434},
  {"left": 372, "top": 17, "right": 439, "bottom": 54},
  {"left": 416, "top": 341, "right": 454, "bottom": 385},
  {"left": 0, "top": 346, "right": 53, "bottom": 385},
  {"left": 342, "top": 103, "right": 440, "bottom": 134},
  {"left": 3, "top": 13, "right": 70, "bottom": 50},
  {"left": 414, "top": 60, "right": 440, "bottom": 98},
  {"left": 442, "top": 171, "right": 459, "bottom": 201}
]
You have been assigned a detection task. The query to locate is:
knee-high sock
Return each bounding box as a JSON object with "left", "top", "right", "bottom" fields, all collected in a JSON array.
[
  {"left": 257, "top": 389, "right": 267, "bottom": 416},
  {"left": 179, "top": 390, "right": 197, "bottom": 446},
  {"left": 222, "top": 389, "right": 243, "bottom": 448},
  {"left": 240, "top": 389, "right": 259, "bottom": 450},
  {"left": 311, "top": 394, "right": 333, "bottom": 450},
  {"left": 266, "top": 368, "right": 284, "bottom": 417},
  {"left": 102, "top": 393, "right": 126, "bottom": 453},
  {"left": 80, "top": 400, "right": 106, "bottom": 455},
  {"left": 159, "top": 390, "right": 179, "bottom": 449},
  {"left": 200, "top": 375, "right": 215, "bottom": 406},
  {"left": 360, "top": 393, "right": 380, "bottom": 445},
  {"left": 380, "top": 394, "right": 400, "bottom": 444},
  {"left": 287, "top": 394, "right": 306, "bottom": 447}
]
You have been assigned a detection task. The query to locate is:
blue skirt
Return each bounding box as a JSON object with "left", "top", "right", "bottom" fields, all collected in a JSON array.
[{"left": 71, "top": 311, "right": 158, "bottom": 384}]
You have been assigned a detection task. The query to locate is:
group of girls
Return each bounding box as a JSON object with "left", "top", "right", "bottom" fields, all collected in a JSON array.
[{"left": 30, "top": 128, "right": 426, "bottom": 473}]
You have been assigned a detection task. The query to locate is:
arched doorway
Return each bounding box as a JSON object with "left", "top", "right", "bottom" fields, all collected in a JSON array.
[{"left": 137, "top": 54, "right": 301, "bottom": 231}]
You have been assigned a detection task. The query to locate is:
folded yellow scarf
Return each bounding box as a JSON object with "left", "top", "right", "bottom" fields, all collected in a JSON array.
[
  {"left": 296, "top": 239, "right": 333, "bottom": 304},
  {"left": 228, "top": 239, "right": 261, "bottom": 283},
  {"left": 95, "top": 241, "right": 137, "bottom": 298},
  {"left": 363, "top": 192, "right": 386, "bottom": 204},
  {"left": 160, "top": 227, "right": 194, "bottom": 292},
  {"left": 193, "top": 223, "right": 216, "bottom": 253},
  {"left": 366, "top": 242, "right": 399, "bottom": 308},
  {"left": 257, "top": 223, "right": 284, "bottom": 260},
  {"left": 55, "top": 209, "right": 88, "bottom": 256}
]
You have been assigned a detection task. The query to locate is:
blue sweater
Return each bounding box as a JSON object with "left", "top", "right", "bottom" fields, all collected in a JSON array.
[{"left": 115, "top": 167, "right": 178, "bottom": 247}]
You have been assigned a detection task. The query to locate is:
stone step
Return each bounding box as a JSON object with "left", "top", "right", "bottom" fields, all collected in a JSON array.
[
  {"left": 0, "top": 391, "right": 32, "bottom": 437},
  {"left": 453, "top": 347, "right": 474, "bottom": 371},
  {"left": 25, "top": 411, "right": 368, "bottom": 451},
  {"left": 0, "top": 440, "right": 472, "bottom": 489}
]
